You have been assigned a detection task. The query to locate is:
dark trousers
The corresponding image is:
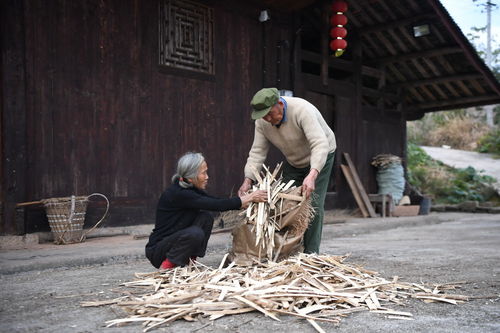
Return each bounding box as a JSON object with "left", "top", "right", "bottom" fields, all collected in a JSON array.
[
  {"left": 282, "top": 152, "right": 335, "bottom": 254},
  {"left": 145, "top": 211, "right": 214, "bottom": 268}
]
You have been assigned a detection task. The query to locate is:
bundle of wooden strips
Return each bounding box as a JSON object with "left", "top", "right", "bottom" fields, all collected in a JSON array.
[
  {"left": 240, "top": 163, "right": 313, "bottom": 261},
  {"left": 82, "top": 253, "right": 469, "bottom": 332},
  {"left": 371, "top": 154, "right": 403, "bottom": 168}
]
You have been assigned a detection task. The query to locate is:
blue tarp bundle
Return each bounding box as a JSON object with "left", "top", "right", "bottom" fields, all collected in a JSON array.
[{"left": 376, "top": 163, "right": 405, "bottom": 205}]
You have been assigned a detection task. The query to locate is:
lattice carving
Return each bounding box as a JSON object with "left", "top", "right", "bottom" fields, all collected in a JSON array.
[{"left": 159, "top": 0, "right": 214, "bottom": 75}]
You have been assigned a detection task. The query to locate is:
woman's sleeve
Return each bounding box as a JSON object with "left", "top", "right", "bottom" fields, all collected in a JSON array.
[{"left": 176, "top": 191, "right": 242, "bottom": 211}]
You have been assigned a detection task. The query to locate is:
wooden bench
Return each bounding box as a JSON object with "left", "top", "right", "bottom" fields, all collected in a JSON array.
[{"left": 368, "top": 194, "right": 394, "bottom": 217}]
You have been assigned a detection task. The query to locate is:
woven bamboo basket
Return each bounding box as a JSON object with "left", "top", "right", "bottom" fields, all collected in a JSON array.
[{"left": 41, "top": 193, "right": 109, "bottom": 245}]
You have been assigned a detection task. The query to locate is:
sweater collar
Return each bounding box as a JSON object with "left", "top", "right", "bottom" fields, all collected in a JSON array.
[{"left": 274, "top": 97, "right": 287, "bottom": 128}]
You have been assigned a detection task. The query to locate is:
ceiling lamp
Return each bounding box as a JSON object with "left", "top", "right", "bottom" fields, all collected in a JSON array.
[{"left": 413, "top": 24, "right": 430, "bottom": 37}]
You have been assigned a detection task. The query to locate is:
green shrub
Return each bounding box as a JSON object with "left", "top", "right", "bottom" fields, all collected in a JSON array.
[
  {"left": 444, "top": 167, "right": 496, "bottom": 204},
  {"left": 476, "top": 129, "right": 500, "bottom": 157},
  {"left": 407, "top": 143, "right": 498, "bottom": 204}
]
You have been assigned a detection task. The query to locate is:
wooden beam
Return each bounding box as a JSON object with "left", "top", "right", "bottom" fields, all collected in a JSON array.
[
  {"left": 432, "top": 58, "right": 475, "bottom": 95},
  {"left": 362, "top": 87, "right": 400, "bottom": 102},
  {"left": 301, "top": 73, "right": 354, "bottom": 96},
  {"left": 262, "top": 0, "right": 317, "bottom": 12},
  {"left": 362, "top": 105, "right": 399, "bottom": 114},
  {"left": 427, "top": 0, "right": 500, "bottom": 95},
  {"left": 371, "top": 47, "right": 463, "bottom": 65},
  {"left": 360, "top": 13, "right": 438, "bottom": 35},
  {"left": 404, "top": 112, "right": 426, "bottom": 121},
  {"left": 392, "top": 26, "right": 460, "bottom": 101},
  {"left": 389, "top": 73, "right": 483, "bottom": 88},
  {"left": 342, "top": 153, "right": 377, "bottom": 218},
  {"left": 409, "top": 94, "right": 500, "bottom": 110},
  {"left": 369, "top": 10, "right": 456, "bottom": 102},
  {"left": 16, "top": 201, "right": 43, "bottom": 208},
  {"left": 341, "top": 165, "right": 369, "bottom": 218},
  {"left": 361, "top": 66, "right": 384, "bottom": 78},
  {"left": 301, "top": 50, "right": 384, "bottom": 78},
  {"left": 302, "top": 50, "right": 354, "bottom": 71}
]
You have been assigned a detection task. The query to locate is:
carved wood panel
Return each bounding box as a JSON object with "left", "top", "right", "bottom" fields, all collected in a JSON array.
[{"left": 159, "top": 0, "right": 214, "bottom": 74}]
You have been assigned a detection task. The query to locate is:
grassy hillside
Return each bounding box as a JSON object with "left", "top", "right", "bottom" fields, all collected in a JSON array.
[
  {"left": 407, "top": 109, "right": 499, "bottom": 155},
  {"left": 406, "top": 143, "right": 498, "bottom": 204},
  {"left": 406, "top": 109, "right": 499, "bottom": 204}
]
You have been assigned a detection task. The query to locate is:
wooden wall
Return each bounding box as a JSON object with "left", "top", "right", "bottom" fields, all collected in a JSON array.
[
  {"left": 1, "top": 0, "right": 406, "bottom": 234},
  {"left": 1, "top": 0, "right": 294, "bottom": 233},
  {"left": 1, "top": 0, "right": 28, "bottom": 234}
]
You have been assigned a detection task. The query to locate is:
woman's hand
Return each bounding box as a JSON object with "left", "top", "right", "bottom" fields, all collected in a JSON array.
[{"left": 240, "top": 190, "right": 268, "bottom": 208}]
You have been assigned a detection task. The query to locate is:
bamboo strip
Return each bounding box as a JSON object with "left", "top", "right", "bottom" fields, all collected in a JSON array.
[
  {"left": 277, "top": 193, "right": 304, "bottom": 201},
  {"left": 84, "top": 253, "right": 470, "bottom": 331},
  {"left": 233, "top": 295, "right": 280, "bottom": 321}
]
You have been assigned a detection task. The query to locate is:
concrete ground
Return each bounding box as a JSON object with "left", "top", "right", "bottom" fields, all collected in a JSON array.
[{"left": 0, "top": 212, "right": 499, "bottom": 332}]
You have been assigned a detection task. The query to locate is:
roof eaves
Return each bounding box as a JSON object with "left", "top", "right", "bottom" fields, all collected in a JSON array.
[{"left": 427, "top": 0, "right": 500, "bottom": 96}]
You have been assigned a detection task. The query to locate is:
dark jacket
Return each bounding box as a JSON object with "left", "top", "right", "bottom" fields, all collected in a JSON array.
[{"left": 145, "top": 181, "right": 241, "bottom": 249}]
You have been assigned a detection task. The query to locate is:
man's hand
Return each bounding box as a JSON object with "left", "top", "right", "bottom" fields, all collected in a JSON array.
[
  {"left": 302, "top": 169, "right": 319, "bottom": 198},
  {"left": 238, "top": 178, "right": 253, "bottom": 196}
]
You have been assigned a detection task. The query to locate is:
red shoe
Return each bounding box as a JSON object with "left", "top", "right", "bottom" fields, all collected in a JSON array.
[{"left": 160, "top": 258, "right": 176, "bottom": 270}]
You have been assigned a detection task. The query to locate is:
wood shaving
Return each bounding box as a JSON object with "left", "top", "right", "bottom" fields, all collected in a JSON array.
[{"left": 82, "top": 253, "right": 469, "bottom": 332}]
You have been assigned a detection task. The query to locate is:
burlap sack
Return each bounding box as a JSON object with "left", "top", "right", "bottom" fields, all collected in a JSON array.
[{"left": 229, "top": 186, "right": 314, "bottom": 265}]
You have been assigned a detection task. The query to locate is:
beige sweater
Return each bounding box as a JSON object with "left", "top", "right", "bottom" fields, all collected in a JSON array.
[{"left": 244, "top": 96, "right": 336, "bottom": 180}]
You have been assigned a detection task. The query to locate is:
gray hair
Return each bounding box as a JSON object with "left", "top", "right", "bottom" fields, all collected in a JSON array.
[{"left": 171, "top": 152, "right": 205, "bottom": 188}]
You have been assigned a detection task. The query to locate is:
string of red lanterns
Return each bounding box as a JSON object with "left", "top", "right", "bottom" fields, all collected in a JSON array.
[{"left": 329, "top": 0, "right": 348, "bottom": 57}]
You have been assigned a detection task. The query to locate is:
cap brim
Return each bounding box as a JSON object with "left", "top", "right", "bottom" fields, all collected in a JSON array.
[{"left": 251, "top": 107, "right": 272, "bottom": 120}]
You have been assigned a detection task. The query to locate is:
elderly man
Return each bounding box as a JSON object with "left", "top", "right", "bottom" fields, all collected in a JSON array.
[{"left": 238, "top": 88, "right": 336, "bottom": 254}]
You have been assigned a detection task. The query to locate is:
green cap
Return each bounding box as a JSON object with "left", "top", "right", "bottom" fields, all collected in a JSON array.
[{"left": 250, "top": 88, "right": 279, "bottom": 120}]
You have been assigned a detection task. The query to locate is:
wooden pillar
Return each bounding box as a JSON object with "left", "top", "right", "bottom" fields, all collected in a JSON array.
[
  {"left": 351, "top": 30, "right": 364, "bottom": 180},
  {"left": 292, "top": 12, "right": 304, "bottom": 96},
  {"left": 0, "top": 0, "right": 28, "bottom": 234},
  {"left": 321, "top": 0, "right": 329, "bottom": 86},
  {"left": 376, "top": 65, "right": 386, "bottom": 114},
  {"left": 399, "top": 89, "right": 408, "bottom": 177}
]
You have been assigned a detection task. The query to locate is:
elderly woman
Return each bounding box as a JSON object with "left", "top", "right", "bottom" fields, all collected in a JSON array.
[{"left": 145, "top": 152, "right": 267, "bottom": 270}]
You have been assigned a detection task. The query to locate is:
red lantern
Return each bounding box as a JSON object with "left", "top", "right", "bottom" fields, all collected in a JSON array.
[
  {"left": 330, "top": 39, "right": 347, "bottom": 51},
  {"left": 331, "top": 1, "right": 348, "bottom": 13},
  {"left": 330, "top": 1, "right": 348, "bottom": 57},
  {"left": 330, "top": 26, "right": 347, "bottom": 39},
  {"left": 330, "top": 14, "right": 348, "bottom": 26}
]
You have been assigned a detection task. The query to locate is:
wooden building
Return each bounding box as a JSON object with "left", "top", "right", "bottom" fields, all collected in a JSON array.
[{"left": 2, "top": 0, "right": 500, "bottom": 235}]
